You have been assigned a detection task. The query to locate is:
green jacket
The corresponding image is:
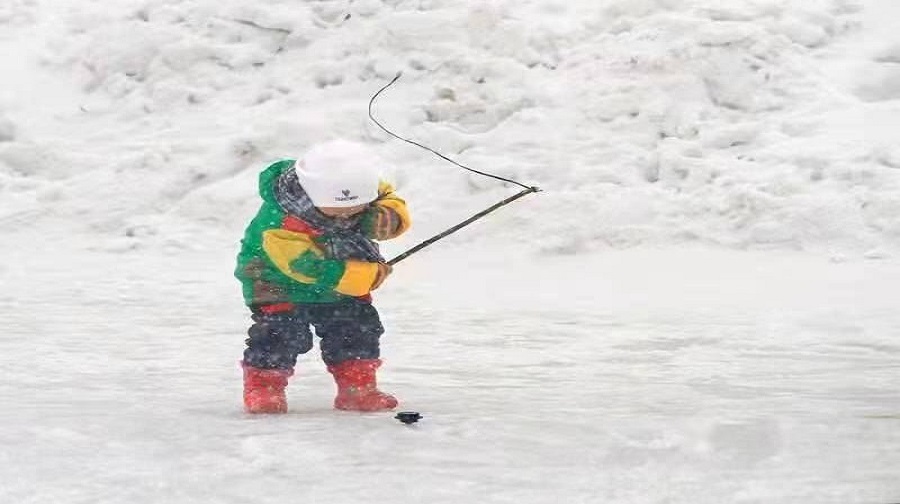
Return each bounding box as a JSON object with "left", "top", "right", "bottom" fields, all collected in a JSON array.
[{"left": 234, "top": 160, "right": 410, "bottom": 307}]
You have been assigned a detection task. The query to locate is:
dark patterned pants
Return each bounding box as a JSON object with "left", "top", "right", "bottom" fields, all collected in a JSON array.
[{"left": 243, "top": 299, "right": 385, "bottom": 369}]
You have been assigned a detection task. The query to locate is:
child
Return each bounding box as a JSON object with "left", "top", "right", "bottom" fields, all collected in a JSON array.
[{"left": 234, "top": 139, "right": 411, "bottom": 414}]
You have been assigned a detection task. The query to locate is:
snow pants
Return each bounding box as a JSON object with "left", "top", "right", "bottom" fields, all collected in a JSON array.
[{"left": 242, "top": 299, "right": 385, "bottom": 370}]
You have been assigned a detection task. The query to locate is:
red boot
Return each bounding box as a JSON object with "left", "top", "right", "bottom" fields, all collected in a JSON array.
[
  {"left": 242, "top": 363, "right": 293, "bottom": 414},
  {"left": 327, "top": 359, "right": 398, "bottom": 412}
]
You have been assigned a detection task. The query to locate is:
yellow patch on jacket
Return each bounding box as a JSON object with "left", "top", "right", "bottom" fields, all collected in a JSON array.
[
  {"left": 261, "top": 229, "right": 320, "bottom": 284},
  {"left": 262, "top": 228, "right": 380, "bottom": 297}
]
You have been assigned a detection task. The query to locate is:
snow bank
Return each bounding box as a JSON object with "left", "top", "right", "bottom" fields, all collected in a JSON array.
[{"left": 1, "top": 0, "right": 898, "bottom": 257}]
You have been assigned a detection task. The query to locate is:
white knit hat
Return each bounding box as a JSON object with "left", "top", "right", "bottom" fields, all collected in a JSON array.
[{"left": 295, "top": 140, "right": 383, "bottom": 208}]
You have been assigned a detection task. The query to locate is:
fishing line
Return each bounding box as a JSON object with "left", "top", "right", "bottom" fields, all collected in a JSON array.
[
  {"left": 368, "top": 72, "right": 541, "bottom": 265},
  {"left": 367, "top": 72, "right": 538, "bottom": 192}
]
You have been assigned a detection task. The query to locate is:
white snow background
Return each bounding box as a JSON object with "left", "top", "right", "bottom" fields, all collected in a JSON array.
[{"left": 1, "top": 0, "right": 899, "bottom": 503}]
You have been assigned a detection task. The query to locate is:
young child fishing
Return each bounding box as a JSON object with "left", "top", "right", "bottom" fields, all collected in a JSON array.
[{"left": 234, "top": 139, "right": 411, "bottom": 414}]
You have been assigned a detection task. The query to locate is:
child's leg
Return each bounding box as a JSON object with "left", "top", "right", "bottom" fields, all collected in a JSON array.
[
  {"left": 309, "top": 299, "right": 383, "bottom": 366},
  {"left": 242, "top": 307, "right": 314, "bottom": 413},
  {"left": 243, "top": 308, "right": 314, "bottom": 369},
  {"left": 310, "top": 300, "right": 397, "bottom": 411}
]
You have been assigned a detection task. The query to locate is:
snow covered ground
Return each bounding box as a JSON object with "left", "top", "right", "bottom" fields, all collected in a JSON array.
[{"left": 1, "top": 0, "right": 898, "bottom": 503}]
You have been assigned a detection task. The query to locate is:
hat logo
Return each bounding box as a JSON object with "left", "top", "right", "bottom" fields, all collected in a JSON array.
[{"left": 335, "top": 188, "right": 359, "bottom": 202}]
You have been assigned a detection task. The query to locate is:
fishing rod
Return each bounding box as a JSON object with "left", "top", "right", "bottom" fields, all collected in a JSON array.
[
  {"left": 387, "top": 186, "right": 538, "bottom": 265},
  {"left": 368, "top": 72, "right": 541, "bottom": 265}
]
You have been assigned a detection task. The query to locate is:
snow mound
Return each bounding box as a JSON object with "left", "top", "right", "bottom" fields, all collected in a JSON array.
[{"left": 1, "top": 0, "right": 898, "bottom": 256}]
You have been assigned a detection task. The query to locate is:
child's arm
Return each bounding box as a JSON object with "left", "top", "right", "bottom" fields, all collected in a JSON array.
[
  {"left": 262, "top": 229, "right": 389, "bottom": 297},
  {"left": 360, "top": 181, "right": 411, "bottom": 241}
]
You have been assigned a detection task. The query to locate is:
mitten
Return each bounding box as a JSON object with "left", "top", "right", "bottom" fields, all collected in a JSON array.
[{"left": 360, "top": 206, "right": 402, "bottom": 240}]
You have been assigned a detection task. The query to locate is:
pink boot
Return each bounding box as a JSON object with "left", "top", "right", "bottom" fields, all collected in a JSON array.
[
  {"left": 327, "top": 359, "right": 398, "bottom": 412},
  {"left": 242, "top": 363, "right": 293, "bottom": 414}
]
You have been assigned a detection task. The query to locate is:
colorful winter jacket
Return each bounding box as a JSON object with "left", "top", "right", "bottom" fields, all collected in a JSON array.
[{"left": 235, "top": 160, "right": 410, "bottom": 307}]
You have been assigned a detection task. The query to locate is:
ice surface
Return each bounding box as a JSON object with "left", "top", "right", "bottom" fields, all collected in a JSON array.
[{"left": 0, "top": 0, "right": 898, "bottom": 502}]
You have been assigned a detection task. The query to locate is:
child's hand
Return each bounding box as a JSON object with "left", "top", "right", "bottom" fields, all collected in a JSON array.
[
  {"left": 360, "top": 206, "right": 402, "bottom": 240},
  {"left": 371, "top": 262, "right": 393, "bottom": 290}
]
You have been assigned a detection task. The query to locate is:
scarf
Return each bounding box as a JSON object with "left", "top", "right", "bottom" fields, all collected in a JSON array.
[{"left": 274, "top": 165, "right": 384, "bottom": 263}]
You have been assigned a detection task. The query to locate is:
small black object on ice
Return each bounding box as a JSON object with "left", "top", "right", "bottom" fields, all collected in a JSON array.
[{"left": 395, "top": 411, "right": 422, "bottom": 424}]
